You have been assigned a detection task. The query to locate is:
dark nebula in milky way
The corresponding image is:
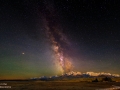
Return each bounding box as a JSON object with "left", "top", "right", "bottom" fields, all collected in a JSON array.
[{"left": 40, "top": 1, "right": 73, "bottom": 73}]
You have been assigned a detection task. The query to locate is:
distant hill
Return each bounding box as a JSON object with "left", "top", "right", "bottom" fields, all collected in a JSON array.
[{"left": 30, "top": 71, "right": 120, "bottom": 81}]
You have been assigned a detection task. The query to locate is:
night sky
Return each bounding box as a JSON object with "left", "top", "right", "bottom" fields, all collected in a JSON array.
[{"left": 0, "top": 0, "right": 120, "bottom": 79}]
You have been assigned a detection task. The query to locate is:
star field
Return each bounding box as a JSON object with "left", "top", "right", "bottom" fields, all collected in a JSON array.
[{"left": 0, "top": 0, "right": 120, "bottom": 79}]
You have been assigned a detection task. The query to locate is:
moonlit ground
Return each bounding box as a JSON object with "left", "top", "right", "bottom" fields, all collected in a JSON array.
[{"left": 1, "top": 79, "right": 120, "bottom": 90}]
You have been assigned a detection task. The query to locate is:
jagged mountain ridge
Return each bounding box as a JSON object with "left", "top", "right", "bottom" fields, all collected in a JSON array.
[{"left": 31, "top": 71, "right": 120, "bottom": 80}]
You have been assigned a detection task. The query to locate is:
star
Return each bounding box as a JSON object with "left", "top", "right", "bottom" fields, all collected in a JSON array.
[{"left": 22, "top": 52, "right": 25, "bottom": 55}]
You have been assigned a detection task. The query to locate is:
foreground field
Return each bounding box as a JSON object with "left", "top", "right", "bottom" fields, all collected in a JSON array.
[{"left": 0, "top": 80, "right": 120, "bottom": 90}]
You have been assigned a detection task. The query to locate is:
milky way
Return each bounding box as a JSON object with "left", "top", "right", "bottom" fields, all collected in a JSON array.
[{"left": 41, "top": 1, "right": 73, "bottom": 74}]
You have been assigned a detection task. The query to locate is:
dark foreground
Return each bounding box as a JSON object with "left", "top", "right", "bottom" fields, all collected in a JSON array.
[{"left": 0, "top": 80, "right": 120, "bottom": 90}]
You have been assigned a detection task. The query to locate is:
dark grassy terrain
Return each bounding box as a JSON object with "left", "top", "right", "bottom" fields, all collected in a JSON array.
[{"left": 0, "top": 78, "right": 120, "bottom": 90}]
